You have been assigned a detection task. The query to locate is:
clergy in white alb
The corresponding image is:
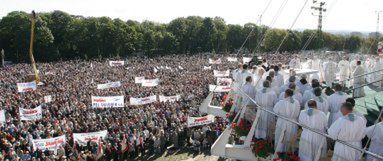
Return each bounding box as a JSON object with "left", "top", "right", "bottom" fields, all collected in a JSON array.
[
  {"left": 304, "top": 87, "right": 329, "bottom": 115},
  {"left": 328, "top": 102, "right": 366, "bottom": 161},
  {"left": 352, "top": 61, "right": 365, "bottom": 98},
  {"left": 302, "top": 79, "right": 321, "bottom": 104},
  {"left": 327, "top": 84, "right": 348, "bottom": 126},
  {"left": 241, "top": 76, "right": 257, "bottom": 107},
  {"left": 324, "top": 59, "right": 337, "bottom": 87},
  {"left": 273, "top": 65, "right": 284, "bottom": 88},
  {"left": 365, "top": 114, "right": 383, "bottom": 161},
  {"left": 273, "top": 89, "right": 301, "bottom": 152},
  {"left": 338, "top": 57, "right": 350, "bottom": 83},
  {"left": 299, "top": 100, "right": 328, "bottom": 161},
  {"left": 255, "top": 80, "right": 278, "bottom": 140},
  {"left": 279, "top": 83, "right": 303, "bottom": 107}
]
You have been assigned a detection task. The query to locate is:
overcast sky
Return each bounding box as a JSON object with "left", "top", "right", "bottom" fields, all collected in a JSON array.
[{"left": 1, "top": 0, "right": 382, "bottom": 32}]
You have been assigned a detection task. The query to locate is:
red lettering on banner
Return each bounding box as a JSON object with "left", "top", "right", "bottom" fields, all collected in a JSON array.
[
  {"left": 195, "top": 117, "right": 208, "bottom": 122},
  {"left": 94, "top": 99, "right": 106, "bottom": 102}
]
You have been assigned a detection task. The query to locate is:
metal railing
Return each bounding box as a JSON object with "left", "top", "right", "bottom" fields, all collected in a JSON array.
[
  {"left": 339, "top": 68, "right": 383, "bottom": 83},
  {"left": 235, "top": 86, "right": 383, "bottom": 160}
]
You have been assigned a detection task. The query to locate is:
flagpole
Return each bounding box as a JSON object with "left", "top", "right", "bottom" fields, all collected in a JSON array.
[{"left": 29, "top": 10, "right": 40, "bottom": 83}]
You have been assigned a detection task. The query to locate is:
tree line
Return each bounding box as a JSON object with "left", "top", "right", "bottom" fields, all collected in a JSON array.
[{"left": 0, "top": 10, "right": 381, "bottom": 62}]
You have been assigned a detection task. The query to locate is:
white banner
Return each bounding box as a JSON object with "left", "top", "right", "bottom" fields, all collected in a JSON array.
[
  {"left": 159, "top": 95, "right": 181, "bottom": 102},
  {"left": 109, "top": 61, "right": 125, "bottom": 67},
  {"left": 203, "top": 66, "right": 211, "bottom": 70},
  {"left": 209, "top": 58, "right": 222, "bottom": 64},
  {"left": 0, "top": 110, "right": 5, "bottom": 123},
  {"left": 213, "top": 70, "right": 230, "bottom": 77},
  {"left": 227, "top": 57, "right": 238, "bottom": 62},
  {"left": 187, "top": 115, "right": 215, "bottom": 127},
  {"left": 17, "top": 81, "right": 37, "bottom": 93},
  {"left": 243, "top": 57, "right": 252, "bottom": 64},
  {"left": 91, "top": 96, "right": 124, "bottom": 108},
  {"left": 73, "top": 130, "right": 108, "bottom": 146},
  {"left": 209, "top": 85, "right": 231, "bottom": 92},
  {"left": 32, "top": 135, "right": 66, "bottom": 151},
  {"left": 217, "top": 78, "right": 233, "bottom": 85},
  {"left": 134, "top": 77, "right": 145, "bottom": 84},
  {"left": 130, "top": 95, "right": 157, "bottom": 105},
  {"left": 19, "top": 106, "right": 42, "bottom": 121},
  {"left": 141, "top": 78, "right": 159, "bottom": 87},
  {"left": 97, "top": 81, "right": 121, "bottom": 89},
  {"left": 44, "top": 95, "right": 52, "bottom": 103}
]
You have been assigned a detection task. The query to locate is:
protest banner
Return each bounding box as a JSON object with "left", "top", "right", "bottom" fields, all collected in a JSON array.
[
  {"left": 17, "top": 81, "right": 37, "bottom": 92},
  {"left": 187, "top": 115, "right": 215, "bottom": 127},
  {"left": 0, "top": 110, "right": 5, "bottom": 123},
  {"left": 227, "top": 57, "right": 238, "bottom": 62},
  {"left": 97, "top": 81, "right": 121, "bottom": 89},
  {"left": 134, "top": 77, "right": 145, "bottom": 84},
  {"left": 91, "top": 96, "right": 124, "bottom": 108},
  {"left": 109, "top": 61, "right": 125, "bottom": 67},
  {"left": 213, "top": 70, "right": 230, "bottom": 77},
  {"left": 141, "top": 78, "right": 159, "bottom": 87},
  {"left": 159, "top": 95, "right": 181, "bottom": 102},
  {"left": 19, "top": 106, "right": 42, "bottom": 121},
  {"left": 32, "top": 135, "right": 66, "bottom": 151},
  {"left": 203, "top": 66, "right": 211, "bottom": 70},
  {"left": 130, "top": 95, "right": 157, "bottom": 105},
  {"left": 217, "top": 78, "right": 233, "bottom": 85},
  {"left": 73, "top": 130, "right": 108, "bottom": 146}
]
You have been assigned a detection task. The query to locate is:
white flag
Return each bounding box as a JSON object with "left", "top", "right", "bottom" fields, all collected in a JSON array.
[
  {"left": 91, "top": 96, "right": 124, "bottom": 108},
  {"left": 187, "top": 115, "right": 215, "bottom": 127},
  {"left": 227, "top": 57, "right": 238, "bottom": 62},
  {"left": 243, "top": 57, "right": 252, "bottom": 64},
  {"left": 44, "top": 95, "right": 52, "bottom": 103},
  {"left": 203, "top": 66, "right": 212, "bottom": 70},
  {"left": 17, "top": 81, "right": 37, "bottom": 93},
  {"left": 19, "top": 105, "right": 43, "bottom": 121},
  {"left": 130, "top": 95, "right": 157, "bottom": 105},
  {"left": 0, "top": 110, "right": 5, "bottom": 123}
]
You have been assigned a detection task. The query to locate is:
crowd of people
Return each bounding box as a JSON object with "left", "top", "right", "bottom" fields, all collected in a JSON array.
[
  {"left": 234, "top": 52, "right": 383, "bottom": 161},
  {"left": 1, "top": 51, "right": 383, "bottom": 161}
]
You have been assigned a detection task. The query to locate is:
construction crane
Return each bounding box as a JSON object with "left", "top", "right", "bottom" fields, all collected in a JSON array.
[{"left": 28, "top": 10, "right": 40, "bottom": 83}]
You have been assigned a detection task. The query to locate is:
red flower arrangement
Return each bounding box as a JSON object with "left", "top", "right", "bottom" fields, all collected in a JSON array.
[
  {"left": 233, "top": 118, "right": 251, "bottom": 136},
  {"left": 273, "top": 152, "right": 300, "bottom": 161},
  {"left": 252, "top": 140, "right": 273, "bottom": 158}
]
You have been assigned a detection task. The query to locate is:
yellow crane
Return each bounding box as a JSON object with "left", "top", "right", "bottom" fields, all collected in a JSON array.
[{"left": 28, "top": 10, "right": 40, "bottom": 83}]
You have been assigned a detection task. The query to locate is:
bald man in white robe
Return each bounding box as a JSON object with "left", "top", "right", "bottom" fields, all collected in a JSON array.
[
  {"left": 328, "top": 102, "right": 366, "bottom": 161},
  {"left": 365, "top": 115, "right": 383, "bottom": 161},
  {"left": 304, "top": 87, "right": 329, "bottom": 115},
  {"left": 273, "top": 89, "right": 301, "bottom": 152},
  {"left": 242, "top": 76, "right": 257, "bottom": 120},
  {"left": 255, "top": 80, "right": 278, "bottom": 140},
  {"left": 299, "top": 100, "right": 328, "bottom": 161},
  {"left": 328, "top": 84, "right": 348, "bottom": 126}
]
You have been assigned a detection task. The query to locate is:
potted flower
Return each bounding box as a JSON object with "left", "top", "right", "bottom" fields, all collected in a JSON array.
[
  {"left": 273, "top": 152, "right": 300, "bottom": 161},
  {"left": 252, "top": 140, "right": 274, "bottom": 158}
]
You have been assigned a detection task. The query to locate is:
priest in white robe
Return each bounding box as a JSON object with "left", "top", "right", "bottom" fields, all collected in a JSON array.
[
  {"left": 242, "top": 76, "right": 257, "bottom": 107},
  {"left": 311, "top": 57, "right": 322, "bottom": 81},
  {"left": 253, "top": 67, "right": 265, "bottom": 90},
  {"left": 299, "top": 100, "right": 328, "bottom": 161},
  {"left": 328, "top": 84, "right": 348, "bottom": 126},
  {"left": 324, "top": 59, "right": 337, "bottom": 87},
  {"left": 365, "top": 113, "right": 383, "bottom": 161},
  {"left": 372, "top": 58, "right": 383, "bottom": 87},
  {"left": 338, "top": 57, "right": 350, "bottom": 83},
  {"left": 304, "top": 87, "right": 329, "bottom": 115},
  {"left": 302, "top": 79, "right": 321, "bottom": 104},
  {"left": 279, "top": 83, "right": 303, "bottom": 107},
  {"left": 352, "top": 61, "right": 365, "bottom": 98},
  {"left": 273, "top": 89, "right": 301, "bottom": 152},
  {"left": 328, "top": 102, "right": 366, "bottom": 161},
  {"left": 273, "top": 65, "right": 285, "bottom": 88},
  {"left": 255, "top": 80, "right": 278, "bottom": 140},
  {"left": 232, "top": 64, "right": 243, "bottom": 92}
]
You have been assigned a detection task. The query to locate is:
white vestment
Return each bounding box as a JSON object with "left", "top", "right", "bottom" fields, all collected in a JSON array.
[
  {"left": 327, "top": 92, "right": 348, "bottom": 126},
  {"left": 373, "top": 59, "right": 383, "bottom": 87},
  {"left": 328, "top": 113, "right": 366, "bottom": 161},
  {"left": 302, "top": 89, "right": 328, "bottom": 106},
  {"left": 273, "top": 97, "right": 300, "bottom": 152},
  {"left": 274, "top": 73, "right": 285, "bottom": 88},
  {"left": 338, "top": 60, "right": 350, "bottom": 82},
  {"left": 311, "top": 59, "right": 322, "bottom": 81},
  {"left": 298, "top": 109, "right": 328, "bottom": 161},
  {"left": 255, "top": 88, "right": 278, "bottom": 139},
  {"left": 304, "top": 96, "right": 329, "bottom": 115},
  {"left": 353, "top": 65, "right": 365, "bottom": 98},
  {"left": 324, "top": 61, "right": 337, "bottom": 87},
  {"left": 241, "top": 82, "right": 256, "bottom": 106},
  {"left": 279, "top": 91, "right": 303, "bottom": 107},
  {"left": 365, "top": 122, "right": 383, "bottom": 161},
  {"left": 252, "top": 75, "right": 264, "bottom": 90}
]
